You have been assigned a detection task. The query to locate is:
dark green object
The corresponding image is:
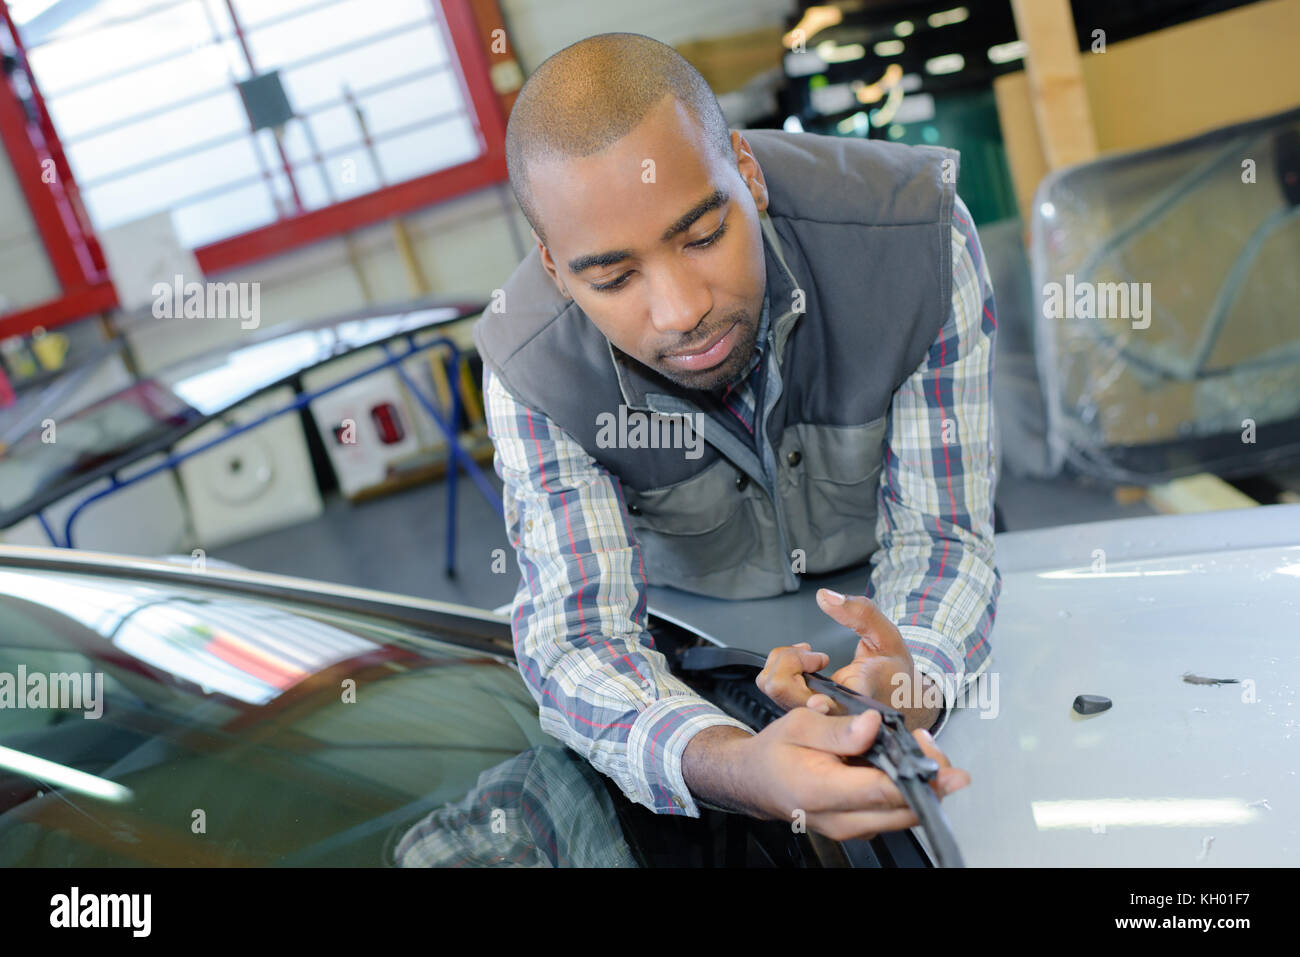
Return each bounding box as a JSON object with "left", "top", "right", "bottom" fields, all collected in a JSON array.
[
  {"left": 237, "top": 71, "right": 294, "bottom": 131},
  {"left": 884, "top": 88, "right": 1019, "bottom": 225}
]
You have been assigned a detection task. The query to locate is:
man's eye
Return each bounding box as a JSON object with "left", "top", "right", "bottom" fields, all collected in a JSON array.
[
  {"left": 589, "top": 223, "right": 726, "bottom": 292},
  {"left": 689, "top": 222, "right": 728, "bottom": 248},
  {"left": 591, "top": 273, "right": 631, "bottom": 293}
]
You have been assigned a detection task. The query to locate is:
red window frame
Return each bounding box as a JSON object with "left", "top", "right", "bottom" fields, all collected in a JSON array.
[{"left": 0, "top": 0, "right": 510, "bottom": 340}]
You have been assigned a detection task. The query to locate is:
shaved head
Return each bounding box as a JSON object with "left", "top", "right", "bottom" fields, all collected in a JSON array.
[
  {"left": 506, "top": 32, "right": 734, "bottom": 246},
  {"left": 502, "top": 32, "right": 771, "bottom": 393}
]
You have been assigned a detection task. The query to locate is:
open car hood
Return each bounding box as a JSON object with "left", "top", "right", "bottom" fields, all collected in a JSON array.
[{"left": 646, "top": 503, "right": 1300, "bottom": 866}]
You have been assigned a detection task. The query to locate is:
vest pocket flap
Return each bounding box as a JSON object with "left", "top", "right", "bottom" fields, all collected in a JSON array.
[
  {"left": 621, "top": 460, "right": 745, "bottom": 536},
  {"left": 789, "top": 418, "right": 888, "bottom": 485}
]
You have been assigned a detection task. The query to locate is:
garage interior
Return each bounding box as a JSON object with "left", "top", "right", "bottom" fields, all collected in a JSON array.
[{"left": 1, "top": 0, "right": 1298, "bottom": 615}]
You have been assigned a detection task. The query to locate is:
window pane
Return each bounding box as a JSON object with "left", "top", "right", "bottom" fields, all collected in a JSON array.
[
  {"left": 355, "top": 70, "right": 461, "bottom": 140},
  {"left": 14, "top": 0, "right": 485, "bottom": 252},
  {"left": 84, "top": 138, "right": 263, "bottom": 229},
  {"left": 172, "top": 179, "right": 278, "bottom": 247},
  {"left": 231, "top": 0, "right": 341, "bottom": 30},
  {"left": 26, "top": 0, "right": 218, "bottom": 94},
  {"left": 242, "top": 0, "right": 432, "bottom": 69},
  {"left": 67, "top": 92, "right": 249, "bottom": 184},
  {"left": 300, "top": 146, "right": 382, "bottom": 203},
  {"left": 46, "top": 43, "right": 243, "bottom": 141},
  {"left": 278, "top": 26, "right": 447, "bottom": 112},
  {"left": 374, "top": 114, "right": 478, "bottom": 185},
  {"left": 304, "top": 104, "right": 363, "bottom": 155}
]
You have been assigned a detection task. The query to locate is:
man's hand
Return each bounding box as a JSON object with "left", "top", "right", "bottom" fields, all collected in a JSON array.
[
  {"left": 756, "top": 588, "right": 944, "bottom": 732},
  {"left": 681, "top": 711, "right": 968, "bottom": 842}
]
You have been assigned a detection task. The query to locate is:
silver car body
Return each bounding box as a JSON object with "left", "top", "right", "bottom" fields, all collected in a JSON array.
[{"left": 645, "top": 502, "right": 1300, "bottom": 866}]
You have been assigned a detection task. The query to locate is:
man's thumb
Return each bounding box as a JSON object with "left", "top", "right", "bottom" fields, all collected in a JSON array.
[
  {"left": 822, "top": 708, "right": 881, "bottom": 756},
  {"left": 816, "top": 589, "right": 881, "bottom": 633}
]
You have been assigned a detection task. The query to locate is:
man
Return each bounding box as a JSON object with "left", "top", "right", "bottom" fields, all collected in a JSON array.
[{"left": 473, "top": 33, "right": 1000, "bottom": 842}]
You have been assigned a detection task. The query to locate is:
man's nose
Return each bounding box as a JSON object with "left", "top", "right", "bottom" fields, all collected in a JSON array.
[{"left": 647, "top": 260, "right": 712, "bottom": 336}]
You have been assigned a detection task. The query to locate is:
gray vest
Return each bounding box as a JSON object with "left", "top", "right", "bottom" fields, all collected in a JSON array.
[{"left": 475, "top": 129, "right": 958, "bottom": 599}]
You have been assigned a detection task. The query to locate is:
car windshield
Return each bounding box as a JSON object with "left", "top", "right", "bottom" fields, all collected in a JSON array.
[
  {"left": 0, "top": 564, "right": 645, "bottom": 866},
  {"left": 0, "top": 561, "right": 842, "bottom": 867}
]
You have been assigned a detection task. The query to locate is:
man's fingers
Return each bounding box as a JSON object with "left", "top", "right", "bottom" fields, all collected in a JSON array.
[
  {"left": 913, "top": 727, "right": 971, "bottom": 796},
  {"left": 757, "top": 645, "right": 830, "bottom": 709},
  {"left": 782, "top": 706, "right": 882, "bottom": 757},
  {"left": 805, "top": 692, "right": 837, "bottom": 715},
  {"left": 934, "top": 767, "right": 971, "bottom": 796},
  {"left": 810, "top": 807, "right": 921, "bottom": 841},
  {"left": 831, "top": 655, "right": 893, "bottom": 699},
  {"left": 761, "top": 645, "right": 830, "bottom": 676},
  {"left": 815, "top": 589, "right": 908, "bottom": 658},
  {"left": 790, "top": 751, "right": 912, "bottom": 814},
  {"left": 913, "top": 728, "right": 951, "bottom": 768}
]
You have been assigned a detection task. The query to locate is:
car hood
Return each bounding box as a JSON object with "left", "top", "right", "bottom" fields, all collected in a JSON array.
[{"left": 646, "top": 503, "right": 1300, "bottom": 866}]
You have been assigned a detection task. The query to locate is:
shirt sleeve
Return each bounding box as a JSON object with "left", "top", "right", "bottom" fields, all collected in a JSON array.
[
  {"left": 482, "top": 366, "right": 755, "bottom": 817},
  {"left": 868, "top": 194, "right": 1002, "bottom": 736}
]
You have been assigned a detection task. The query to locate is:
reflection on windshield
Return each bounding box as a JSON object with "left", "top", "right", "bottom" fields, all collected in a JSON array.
[
  {"left": 395, "top": 745, "right": 638, "bottom": 868},
  {"left": 0, "top": 569, "right": 378, "bottom": 704},
  {"left": 0, "top": 565, "right": 559, "bottom": 865},
  {"left": 0, "top": 564, "right": 821, "bottom": 867}
]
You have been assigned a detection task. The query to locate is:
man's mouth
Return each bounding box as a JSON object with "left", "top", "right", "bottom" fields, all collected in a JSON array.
[{"left": 663, "top": 319, "right": 740, "bottom": 372}]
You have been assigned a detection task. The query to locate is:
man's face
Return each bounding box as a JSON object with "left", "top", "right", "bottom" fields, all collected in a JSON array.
[{"left": 528, "top": 96, "right": 770, "bottom": 392}]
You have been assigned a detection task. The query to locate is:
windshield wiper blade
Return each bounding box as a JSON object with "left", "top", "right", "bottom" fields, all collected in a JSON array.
[{"left": 678, "top": 645, "right": 964, "bottom": 868}]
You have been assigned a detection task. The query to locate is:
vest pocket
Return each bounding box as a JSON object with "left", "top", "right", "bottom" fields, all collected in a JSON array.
[
  {"left": 620, "top": 459, "right": 766, "bottom": 591},
  {"left": 780, "top": 419, "right": 887, "bottom": 571}
]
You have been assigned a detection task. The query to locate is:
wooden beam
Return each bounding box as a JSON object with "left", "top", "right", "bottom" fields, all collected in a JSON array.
[
  {"left": 1146, "top": 474, "right": 1258, "bottom": 514},
  {"left": 1009, "top": 0, "right": 1098, "bottom": 170}
]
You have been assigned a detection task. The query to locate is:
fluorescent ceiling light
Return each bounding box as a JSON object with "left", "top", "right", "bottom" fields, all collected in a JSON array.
[
  {"left": 817, "top": 40, "right": 866, "bottom": 64},
  {"left": 925, "top": 53, "right": 965, "bottom": 75},
  {"left": 1033, "top": 798, "right": 1257, "bottom": 830},
  {"left": 0, "top": 745, "right": 133, "bottom": 803},
  {"left": 988, "top": 40, "right": 1028, "bottom": 64},
  {"left": 928, "top": 7, "right": 969, "bottom": 28}
]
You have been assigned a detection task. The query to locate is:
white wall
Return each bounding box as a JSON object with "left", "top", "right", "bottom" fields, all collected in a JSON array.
[{"left": 120, "top": 182, "right": 530, "bottom": 375}]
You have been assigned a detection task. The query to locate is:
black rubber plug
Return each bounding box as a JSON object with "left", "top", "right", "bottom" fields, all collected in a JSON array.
[{"left": 1072, "top": 694, "right": 1112, "bottom": 715}]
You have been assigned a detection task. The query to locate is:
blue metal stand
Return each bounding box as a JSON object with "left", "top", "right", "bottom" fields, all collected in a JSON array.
[{"left": 37, "top": 334, "right": 504, "bottom": 578}]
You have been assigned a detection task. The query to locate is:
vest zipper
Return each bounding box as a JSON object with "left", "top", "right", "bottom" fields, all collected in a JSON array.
[{"left": 755, "top": 309, "right": 800, "bottom": 592}]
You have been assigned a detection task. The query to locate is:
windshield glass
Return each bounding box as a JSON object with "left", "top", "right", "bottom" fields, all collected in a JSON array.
[
  {"left": 0, "top": 565, "right": 640, "bottom": 866},
  {"left": 0, "top": 563, "right": 836, "bottom": 867}
]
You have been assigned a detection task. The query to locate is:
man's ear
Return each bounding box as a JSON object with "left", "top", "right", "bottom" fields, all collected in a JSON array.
[
  {"left": 733, "top": 132, "right": 770, "bottom": 213},
  {"left": 533, "top": 231, "right": 572, "bottom": 300}
]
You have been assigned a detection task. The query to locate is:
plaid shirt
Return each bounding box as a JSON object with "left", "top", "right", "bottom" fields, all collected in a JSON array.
[
  {"left": 394, "top": 746, "right": 639, "bottom": 868},
  {"left": 483, "top": 195, "right": 1000, "bottom": 818}
]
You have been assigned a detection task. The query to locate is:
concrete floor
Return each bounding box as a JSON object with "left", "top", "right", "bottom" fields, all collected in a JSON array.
[{"left": 212, "top": 466, "right": 1159, "bottom": 611}]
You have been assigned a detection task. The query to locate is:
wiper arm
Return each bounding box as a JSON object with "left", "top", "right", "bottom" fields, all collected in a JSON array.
[{"left": 678, "top": 645, "right": 965, "bottom": 868}]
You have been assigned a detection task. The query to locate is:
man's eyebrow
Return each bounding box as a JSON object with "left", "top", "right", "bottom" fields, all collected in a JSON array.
[
  {"left": 660, "top": 188, "right": 730, "bottom": 242},
  {"left": 566, "top": 188, "right": 731, "bottom": 274}
]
